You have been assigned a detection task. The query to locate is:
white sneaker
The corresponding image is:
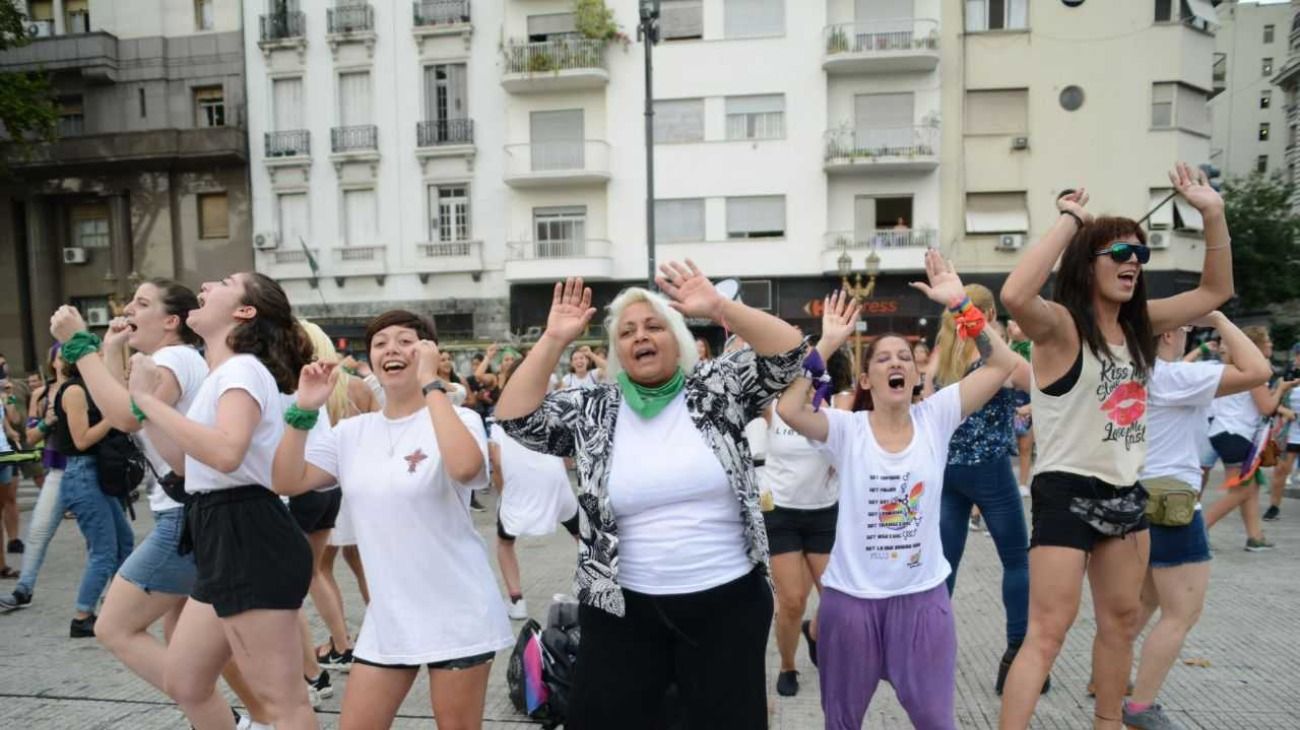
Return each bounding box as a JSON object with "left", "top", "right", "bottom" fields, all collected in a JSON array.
[
  {"left": 234, "top": 712, "right": 252, "bottom": 730},
  {"left": 1018, "top": 484, "right": 1031, "bottom": 497},
  {"left": 307, "top": 684, "right": 321, "bottom": 709},
  {"left": 507, "top": 598, "right": 529, "bottom": 620}
]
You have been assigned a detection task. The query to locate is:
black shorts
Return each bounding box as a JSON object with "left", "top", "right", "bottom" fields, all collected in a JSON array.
[
  {"left": 1029, "top": 472, "right": 1148, "bottom": 553},
  {"left": 1287, "top": 443, "right": 1300, "bottom": 454},
  {"left": 289, "top": 488, "right": 343, "bottom": 534},
  {"left": 185, "top": 485, "right": 313, "bottom": 618},
  {"left": 354, "top": 651, "right": 496, "bottom": 671},
  {"left": 497, "top": 509, "right": 580, "bottom": 542},
  {"left": 763, "top": 503, "right": 838, "bottom": 555},
  {"left": 1210, "top": 432, "right": 1253, "bottom": 466}
]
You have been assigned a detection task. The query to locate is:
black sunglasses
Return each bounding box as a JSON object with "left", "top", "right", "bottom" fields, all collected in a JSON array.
[{"left": 1094, "top": 242, "right": 1150, "bottom": 265}]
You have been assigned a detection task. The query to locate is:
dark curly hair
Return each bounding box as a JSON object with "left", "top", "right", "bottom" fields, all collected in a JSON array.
[
  {"left": 1053, "top": 216, "right": 1155, "bottom": 377},
  {"left": 146, "top": 278, "right": 201, "bottom": 346},
  {"left": 227, "top": 272, "right": 311, "bottom": 394}
]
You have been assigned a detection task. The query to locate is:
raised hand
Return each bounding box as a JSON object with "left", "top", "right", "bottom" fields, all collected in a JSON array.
[
  {"left": 414, "top": 340, "right": 441, "bottom": 384},
  {"left": 1056, "top": 187, "right": 1093, "bottom": 226},
  {"left": 295, "top": 361, "right": 338, "bottom": 411},
  {"left": 49, "top": 305, "right": 88, "bottom": 343},
  {"left": 656, "top": 259, "right": 725, "bottom": 321},
  {"left": 127, "top": 353, "right": 160, "bottom": 396},
  {"left": 544, "top": 277, "right": 597, "bottom": 346},
  {"left": 1169, "top": 161, "right": 1223, "bottom": 215},
  {"left": 909, "top": 249, "right": 967, "bottom": 308},
  {"left": 818, "top": 290, "right": 861, "bottom": 352},
  {"left": 103, "top": 317, "right": 132, "bottom": 352}
]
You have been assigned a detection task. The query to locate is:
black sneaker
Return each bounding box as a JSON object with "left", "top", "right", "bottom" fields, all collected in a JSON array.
[
  {"left": 6, "top": 539, "right": 22, "bottom": 554},
  {"left": 306, "top": 670, "right": 333, "bottom": 700},
  {"left": 70, "top": 614, "right": 97, "bottom": 638},
  {"left": 469, "top": 492, "right": 486, "bottom": 512},
  {"left": 776, "top": 670, "right": 799, "bottom": 697},
  {"left": 317, "top": 643, "right": 354, "bottom": 672},
  {"left": 0, "top": 588, "right": 32, "bottom": 611},
  {"left": 1263, "top": 505, "right": 1280, "bottom": 521},
  {"left": 801, "top": 619, "right": 818, "bottom": 668}
]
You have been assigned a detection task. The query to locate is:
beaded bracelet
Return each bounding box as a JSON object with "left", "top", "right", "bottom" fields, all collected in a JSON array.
[
  {"left": 60, "top": 330, "right": 102, "bottom": 365},
  {"left": 284, "top": 403, "right": 320, "bottom": 431}
]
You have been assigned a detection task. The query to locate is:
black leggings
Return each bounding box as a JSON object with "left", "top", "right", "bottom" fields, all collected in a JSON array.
[{"left": 568, "top": 567, "right": 772, "bottom": 730}]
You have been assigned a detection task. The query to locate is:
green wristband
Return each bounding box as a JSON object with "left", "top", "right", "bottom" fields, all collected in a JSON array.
[
  {"left": 1198, "top": 343, "right": 1211, "bottom": 357},
  {"left": 61, "top": 330, "right": 102, "bottom": 365},
  {"left": 37, "top": 421, "right": 51, "bottom": 435},
  {"left": 284, "top": 403, "right": 320, "bottom": 431},
  {"left": 130, "top": 398, "right": 147, "bottom": 423}
]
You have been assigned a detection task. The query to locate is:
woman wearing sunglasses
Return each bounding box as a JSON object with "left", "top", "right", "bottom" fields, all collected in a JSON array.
[{"left": 998, "top": 163, "right": 1233, "bottom": 730}]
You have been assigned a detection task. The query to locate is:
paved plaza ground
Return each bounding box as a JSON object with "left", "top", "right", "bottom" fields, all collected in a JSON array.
[{"left": 1, "top": 468, "right": 1297, "bottom": 728}]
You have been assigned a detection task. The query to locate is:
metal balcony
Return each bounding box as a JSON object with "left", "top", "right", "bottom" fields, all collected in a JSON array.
[
  {"left": 823, "top": 19, "right": 940, "bottom": 75},
  {"left": 330, "top": 125, "right": 378, "bottom": 153},
  {"left": 821, "top": 230, "right": 935, "bottom": 274},
  {"left": 416, "top": 119, "right": 473, "bottom": 147},
  {"left": 823, "top": 126, "right": 939, "bottom": 174},
  {"left": 265, "top": 130, "right": 310, "bottom": 158},
  {"left": 413, "top": 0, "right": 470, "bottom": 27},
  {"left": 501, "top": 38, "right": 609, "bottom": 93},
  {"left": 260, "top": 12, "right": 306, "bottom": 42},
  {"left": 328, "top": 4, "right": 374, "bottom": 34}
]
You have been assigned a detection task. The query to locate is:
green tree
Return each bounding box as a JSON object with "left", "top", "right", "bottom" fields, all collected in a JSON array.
[
  {"left": 1223, "top": 171, "right": 1300, "bottom": 311},
  {"left": 0, "top": 2, "right": 59, "bottom": 171}
]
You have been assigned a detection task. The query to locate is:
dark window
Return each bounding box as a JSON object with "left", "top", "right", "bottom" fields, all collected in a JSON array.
[
  {"left": 1260, "top": 122, "right": 1271, "bottom": 141},
  {"left": 1258, "top": 155, "right": 1269, "bottom": 174},
  {"left": 1265, "top": 24, "right": 1275, "bottom": 43},
  {"left": 138, "top": 88, "right": 146, "bottom": 118}
]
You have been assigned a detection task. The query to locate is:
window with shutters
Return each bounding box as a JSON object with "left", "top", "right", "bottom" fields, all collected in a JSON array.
[
  {"left": 428, "top": 185, "right": 470, "bottom": 243},
  {"left": 726, "top": 95, "right": 785, "bottom": 140},
  {"left": 198, "top": 193, "right": 229, "bottom": 239},
  {"left": 343, "top": 189, "right": 378, "bottom": 247},
  {"left": 1151, "top": 82, "right": 1174, "bottom": 128},
  {"left": 726, "top": 196, "right": 784, "bottom": 239},
  {"left": 965, "top": 192, "right": 1028, "bottom": 233},
  {"left": 654, "top": 99, "right": 704, "bottom": 143},
  {"left": 277, "top": 193, "right": 310, "bottom": 246},
  {"left": 1261, "top": 122, "right": 1271, "bottom": 141},
  {"left": 530, "top": 109, "right": 584, "bottom": 171},
  {"left": 1147, "top": 188, "right": 1203, "bottom": 232},
  {"left": 194, "top": 86, "right": 225, "bottom": 128},
  {"left": 527, "top": 13, "right": 577, "bottom": 41},
  {"left": 965, "top": 89, "right": 1027, "bottom": 135},
  {"left": 272, "top": 77, "right": 304, "bottom": 131},
  {"left": 338, "top": 71, "right": 372, "bottom": 126},
  {"left": 1258, "top": 155, "right": 1269, "bottom": 174},
  {"left": 1265, "top": 24, "right": 1275, "bottom": 43},
  {"left": 654, "top": 199, "right": 705, "bottom": 243},
  {"left": 1262, "top": 90, "right": 1273, "bottom": 110},
  {"left": 1264, "top": 57, "right": 1274, "bottom": 76},
  {"left": 966, "top": 0, "right": 1028, "bottom": 32},
  {"left": 724, "top": 0, "right": 784, "bottom": 39},
  {"left": 71, "top": 204, "right": 110, "bottom": 248},
  {"left": 660, "top": 0, "right": 703, "bottom": 40},
  {"left": 195, "top": 0, "right": 214, "bottom": 30},
  {"left": 534, "top": 206, "right": 587, "bottom": 257}
]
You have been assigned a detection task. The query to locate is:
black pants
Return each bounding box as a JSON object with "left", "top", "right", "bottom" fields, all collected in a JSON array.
[{"left": 568, "top": 567, "right": 772, "bottom": 730}]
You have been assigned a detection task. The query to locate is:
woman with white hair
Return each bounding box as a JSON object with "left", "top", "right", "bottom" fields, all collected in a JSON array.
[{"left": 494, "top": 262, "right": 804, "bottom": 729}]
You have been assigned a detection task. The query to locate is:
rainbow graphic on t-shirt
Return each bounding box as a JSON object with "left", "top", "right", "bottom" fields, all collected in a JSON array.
[{"left": 879, "top": 481, "right": 924, "bottom": 531}]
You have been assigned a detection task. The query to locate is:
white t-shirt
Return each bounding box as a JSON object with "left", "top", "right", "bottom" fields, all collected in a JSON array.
[
  {"left": 1208, "top": 390, "right": 1261, "bottom": 440},
  {"left": 305, "top": 406, "right": 511, "bottom": 664},
  {"left": 1287, "top": 387, "right": 1300, "bottom": 445},
  {"left": 759, "top": 409, "right": 837, "bottom": 509},
  {"left": 0, "top": 401, "right": 11, "bottom": 455},
  {"left": 607, "top": 393, "right": 752, "bottom": 595},
  {"left": 141, "top": 345, "right": 208, "bottom": 511},
  {"left": 183, "top": 354, "right": 284, "bottom": 494},
  {"left": 561, "top": 371, "right": 602, "bottom": 390},
  {"left": 816, "top": 384, "right": 963, "bottom": 599},
  {"left": 1142, "top": 360, "right": 1223, "bottom": 492},
  {"left": 492, "top": 427, "right": 577, "bottom": 537}
]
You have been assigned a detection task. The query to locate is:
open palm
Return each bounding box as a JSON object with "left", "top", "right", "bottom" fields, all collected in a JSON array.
[
  {"left": 820, "top": 290, "right": 861, "bottom": 351},
  {"left": 1169, "top": 161, "right": 1223, "bottom": 214},
  {"left": 656, "top": 260, "right": 725, "bottom": 320},
  {"left": 296, "top": 362, "right": 337, "bottom": 410},
  {"left": 910, "top": 249, "right": 966, "bottom": 307},
  {"left": 545, "top": 277, "right": 597, "bottom": 346}
]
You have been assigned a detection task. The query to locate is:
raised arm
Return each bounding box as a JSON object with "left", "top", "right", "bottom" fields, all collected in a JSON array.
[
  {"left": 475, "top": 344, "right": 498, "bottom": 382},
  {"left": 1196, "top": 313, "right": 1271, "bottom": 397},
  {"left": 656, "top": 260, "right": 801, "bottom": 356},
  {"left": 1000, "top": 189, "right": 1091, "bottom": 346},
  {"left": 495, "top": 279, "right": 595, "bottom": 422},
  {"left": 1147, "top": 163, "right": 1234, "bottom": 334},
  {"left": 49, "top": 310, "right": 143, "bottom": 432},
  {"left": 910, "top": 251, "right": 1019, "bottom": 419},
  {"left": 777, "top": 291, "right": 860, "bottom": 444},
  {"left": 415, "top": 340, "right": 483, "bottom": 484},
  {"left": 272, "top": 361, "right": 339, "bottom": 496}
]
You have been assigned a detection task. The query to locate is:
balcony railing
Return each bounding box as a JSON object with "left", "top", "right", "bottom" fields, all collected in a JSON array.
[
  {"left": 328, "top": 4, "right": 374, "bottom": 34},
  {"left": 260, "top": 12, "right": 306, "bottom": 42},
  {"left": 265, "top": 130, "right": 310, "bottom": 158},
  {"left": 417, "top": 118, "right": 473, "bottom": 146},
  {"left": 824, "top": 19, "right": 939, "bottom": 55},
  {"left": 413, "top": 0, "right": 470, "bottom": 26},
  {"left": 331, "top": 124, "right": 378, "bottom": 153},
  {"left": 419, "top": 240, "right": 475, "bottom": 258},
  {"left": 334, "top": 245, "right": 386, "bottom": 263},
  {"left": 56, "top": 116, "right": 85, "bottom": 137},
  {"left": 824, "top": 126, "right": 938, "bottom": 161},
  {"left": 825, "top": 229, "right": 935, "bottom": 251},
  {"left": 272, "top": 249, "right": 318, "bottom": 266},
  {"left": 507, "top": 238, "right": 611, "bottom": 260},
  {"left": 503, "top": 38, "right": 606, "bottom": 75}
]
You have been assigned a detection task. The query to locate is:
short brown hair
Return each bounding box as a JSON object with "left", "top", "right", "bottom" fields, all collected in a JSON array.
[{"left": 364, "top": 310, "right": 437, "bottom": 353}]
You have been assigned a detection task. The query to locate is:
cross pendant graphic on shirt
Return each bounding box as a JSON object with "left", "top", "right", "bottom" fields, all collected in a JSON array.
[{"left": 403, "top": 448, "right": 427, "bottom": 474}]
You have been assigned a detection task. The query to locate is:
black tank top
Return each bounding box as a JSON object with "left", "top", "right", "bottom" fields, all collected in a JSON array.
[{"left": 51, "top": 380, "right": 103, "bottom": 457}]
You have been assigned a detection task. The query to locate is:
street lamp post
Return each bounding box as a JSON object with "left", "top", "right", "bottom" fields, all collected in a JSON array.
[
  {"left": 638, "top": 1, "right": 660, "bottom": 289},
  {"left": 837, "top": 247, "right": 881, "bottom": 371}
]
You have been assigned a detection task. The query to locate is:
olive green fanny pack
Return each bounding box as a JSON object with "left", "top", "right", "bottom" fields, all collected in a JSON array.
[{"left": 1142, "top": 477, "right": 1198, "bottom": 527}]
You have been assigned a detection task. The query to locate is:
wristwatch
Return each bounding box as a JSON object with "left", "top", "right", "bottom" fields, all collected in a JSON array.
[{"left": 422, "top": 380, "right": 448, "bottom": 397}]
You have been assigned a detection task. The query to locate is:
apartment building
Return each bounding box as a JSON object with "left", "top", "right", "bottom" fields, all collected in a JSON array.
[
  {"left": 939, "top": 0, "right": 1218, "bottom": 298},
  {"left": 1271, "top": 1, "right": 1300, "bottom": 207},
  {"left": 1210, "top": 0, "right": 1291, "bottom": 180},
  {"left": 0, "top": 0, "right": 251, "bottom": 373}
]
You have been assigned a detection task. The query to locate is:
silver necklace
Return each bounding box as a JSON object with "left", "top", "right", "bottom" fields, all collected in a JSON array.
[{"left": 382, "top": 412, "right": 419, "bottom": 458}]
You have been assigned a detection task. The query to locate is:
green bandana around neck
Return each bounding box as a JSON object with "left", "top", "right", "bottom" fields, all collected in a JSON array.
[{"left": 616, "top": 368, "right": 686, "bottom": 419}]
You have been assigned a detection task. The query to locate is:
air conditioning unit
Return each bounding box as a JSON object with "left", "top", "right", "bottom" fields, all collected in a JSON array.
[
  {"left": 62, "top": 247, "right": 88, "bottom": 264},
  {"left": 85, "top": 307, "right": 110, "bottom": 327},
  {"left": 27, "top": 21, "right": 54, "bottom": 38},
  {"left": 1148, "top": 231, "right": 1168, "bottom": 250},
  {"left": 1011, "top": 136, "right": 1029, "bottom": 151},
  {"left": 997, "top": 234, "right": 1026, "bottom": 251},
  {"left": 253, "top": 231, "right": 280, "bottom": 250}
]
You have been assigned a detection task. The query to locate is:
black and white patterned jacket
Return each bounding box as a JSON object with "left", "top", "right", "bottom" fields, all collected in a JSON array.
[{"left": 498, "top": 343, "right": 805, "bottom": 617}]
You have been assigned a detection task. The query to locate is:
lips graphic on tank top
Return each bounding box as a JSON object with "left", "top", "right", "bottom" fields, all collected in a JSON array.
[{"left": 1100, "top": 381, "right": 1147, "bottom": 427}]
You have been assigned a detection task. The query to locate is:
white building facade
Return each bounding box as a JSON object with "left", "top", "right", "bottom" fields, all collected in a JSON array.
[{"left": 1211, "top": 0, "right": 1291, "bottom": 181}]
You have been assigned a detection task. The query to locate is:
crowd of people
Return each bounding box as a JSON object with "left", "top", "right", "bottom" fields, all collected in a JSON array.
[{"left": 0, "top": 162, "right": 1285, "bottom": 729}]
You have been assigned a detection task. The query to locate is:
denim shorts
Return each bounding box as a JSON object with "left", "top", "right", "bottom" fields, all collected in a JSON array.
[
  {"left": 0, "top": 463, "right": 13, "bottom": 483},
  {"left": 1149, "top": 511, "right": 1212, "bottom": 569},
  {"left": 118, "top": 507, "right": 197, "bottom": 595}
]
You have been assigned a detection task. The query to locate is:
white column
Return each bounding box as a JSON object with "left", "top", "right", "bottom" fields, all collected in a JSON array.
[{"left": 52, "top": 0, "right": 66, "bottom": 34}]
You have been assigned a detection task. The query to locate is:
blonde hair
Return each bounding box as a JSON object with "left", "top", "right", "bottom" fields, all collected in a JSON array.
[
  {"left": 603, "top": 287, "right": 699, "bottom": 380},
  {"left": 933, "top": 283, "right": 996, "bottom": 388},
  {"left": 299, "top": 319, "right": 352, "bottom": 425}
]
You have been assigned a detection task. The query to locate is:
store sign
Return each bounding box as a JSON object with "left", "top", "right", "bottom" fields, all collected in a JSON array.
[{"left": 801, "top": 298, "right": 900, "bottom": 317}]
